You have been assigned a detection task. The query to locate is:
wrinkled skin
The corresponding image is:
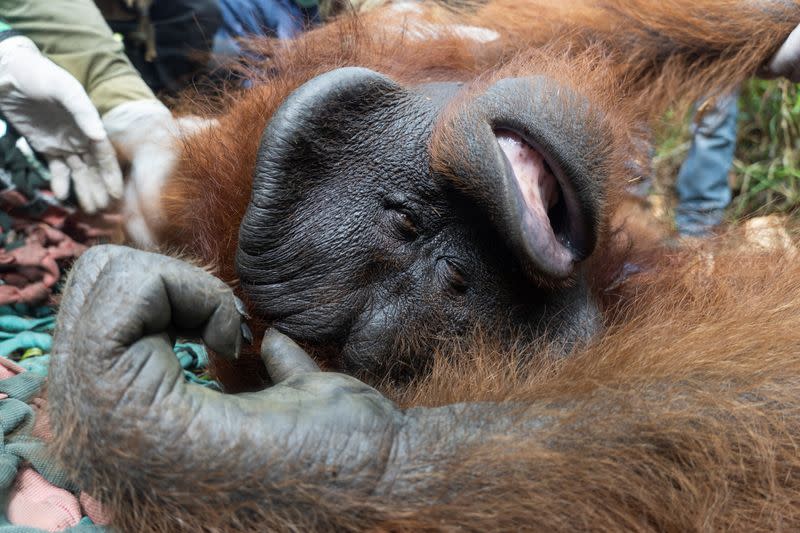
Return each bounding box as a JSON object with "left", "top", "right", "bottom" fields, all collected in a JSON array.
[
  {"left": 237, "top": 68, "right": 606, "bottom": 375},
  {"left": 51, "top": 246, "right": 396, "bottom": 494},
  {"left": 51, "top": 246, "right": 522, "bottom": 504},
  {"left": 46, "top": 1, "right": 800, "bottom": 529}
]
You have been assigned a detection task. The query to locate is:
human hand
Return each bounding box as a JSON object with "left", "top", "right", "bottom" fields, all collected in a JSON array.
[
  {"left": 102, "top": 100, "right": 213, "bottom": 248},
  {"left": 0, "top": 36, "right": 122, "bottom": 213},
  {"left": 762, "top": 23, "right": 800, "bottom": 82}
]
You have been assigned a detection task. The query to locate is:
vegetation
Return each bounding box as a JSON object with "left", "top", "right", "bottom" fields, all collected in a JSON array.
[{"left": 652, "top": 80, "right": 800, "bottom": 224}]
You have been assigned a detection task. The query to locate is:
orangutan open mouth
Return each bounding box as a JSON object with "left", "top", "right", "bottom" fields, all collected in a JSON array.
[{"left": 495, "top": 128, "right": 590, "bottom": 277}]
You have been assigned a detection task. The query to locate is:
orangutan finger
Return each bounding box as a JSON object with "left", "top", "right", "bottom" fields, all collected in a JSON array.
[{"left": 260, "top": 328, "right": 321, "bottom": 383}]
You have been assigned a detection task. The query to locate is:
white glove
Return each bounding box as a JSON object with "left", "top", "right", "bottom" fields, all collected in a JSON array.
[
  {"left": 102, "top": 99, "right": 215, "bottom": 248},
  {"left": 764, "top": 24, "right": 800, "bottom": 82},
  {"left": 0, "top": 36, "right": 123, "bottom": 213}
]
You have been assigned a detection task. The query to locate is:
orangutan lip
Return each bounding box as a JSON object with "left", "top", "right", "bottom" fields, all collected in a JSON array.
[{"left": 494, "top": 128, "right": 589, "bottom": 276}]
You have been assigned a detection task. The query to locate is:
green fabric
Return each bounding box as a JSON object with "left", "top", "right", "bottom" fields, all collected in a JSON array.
[
  {"left": 2, "top": 0, "right": 155, "bottom": 115},
  {"left": 0, "top": 333, "right": 52, "bottom": 359},
  {"left": 0, "top": 299, "right": 220, "bottom": 531},
  {"left": 0, "top": 306, "right": 54, "bottom": 365},
  {"left": 0, "top": 517, "right": 105, "bottom": 533},
  {"left": 0, "top": 306, "right": 52, "bottom": 320},
  {"left": 0, "top": 373, "right": 42, "bottom": 404},
  {"left": 294, "top": 0, "right": 320, "bottom": 9},
  {"left": 0, "top": 316, "right": 55, "bottom": 334}
]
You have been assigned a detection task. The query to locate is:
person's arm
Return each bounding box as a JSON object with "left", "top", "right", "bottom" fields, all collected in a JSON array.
[
  {"left": 3, "top": 0, "right": 154, "bottom": 115},
  {"left": 0, "top": 13, "right": 124, "bottom": 213},
  {"left": 4, "top": 0, "right": 194, "bottom": 225}
]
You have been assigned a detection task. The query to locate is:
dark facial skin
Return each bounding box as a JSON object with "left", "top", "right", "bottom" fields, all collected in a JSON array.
[
  {"left": 47, "top": 6, "right": 800, "bottom": 530},
  {"left": 237, "top": 68, "right": 608, "bottom": 377}
]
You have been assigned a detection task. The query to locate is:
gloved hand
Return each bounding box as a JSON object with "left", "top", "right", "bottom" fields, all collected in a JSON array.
[
  {"left": 763, "top": 24, "right": 800, "bottom": 82},
  {"left": 102, "top": 99, "right": 214, "bottom": 248},
  {"left": 0, "top": 36, "right": 123, "bottom": 213}
]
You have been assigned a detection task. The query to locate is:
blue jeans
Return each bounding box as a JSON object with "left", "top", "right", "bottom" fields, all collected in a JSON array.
[{"left": 674, "top": 90, "right": 739, "bottom": 237}]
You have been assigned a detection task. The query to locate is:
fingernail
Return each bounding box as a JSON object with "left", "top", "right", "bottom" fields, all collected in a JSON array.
[
  {"left": 240, "top": 322, "right": 253, "bottom": 345},
  {"left": 233, "top": 296, "right": 251, "bottom": 319},
  {"left": 233, "top": 331, "right": 241, "bottom": 360}
]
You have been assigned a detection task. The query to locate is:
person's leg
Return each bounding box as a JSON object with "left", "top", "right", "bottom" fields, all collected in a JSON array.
[{"left": 674, "top": 90, "right": 739, "bottom": 237}]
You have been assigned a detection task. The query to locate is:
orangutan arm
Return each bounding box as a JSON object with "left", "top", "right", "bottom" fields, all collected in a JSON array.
[
  {"left": 48, "top": 246, "right": 547, "bottom": 530},
  {"left": 47, "top": 246, "right": 800, "bottom": 531}
]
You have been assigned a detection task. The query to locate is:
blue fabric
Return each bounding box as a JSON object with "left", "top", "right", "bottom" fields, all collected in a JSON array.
[
  {"left": 15, "top": 355, "right": 50, "bottom": 377},
  {"left": 220, "top": 0, "right": 306, "bottom": 39},
  {"left": 675, "top": 90, "right": 739, "bottom": 237},
  {"left": 0, "top": 306, "right": 55, "bottom": 374},
  {"left": 214, "top": 0, "right": 320, "bottom": 60},
  {"left": 175, "top": 342, "right": 221, "bottom": 390}
]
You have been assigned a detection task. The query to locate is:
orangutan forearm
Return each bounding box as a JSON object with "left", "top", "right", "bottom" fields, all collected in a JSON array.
[{"left": 49, "top": 246, "right": 558, "bottom": 522}]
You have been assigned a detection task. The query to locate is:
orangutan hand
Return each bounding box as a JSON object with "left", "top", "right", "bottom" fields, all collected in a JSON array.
[{"left": 49, "top": 245, "right": 406, "bottom": 496}]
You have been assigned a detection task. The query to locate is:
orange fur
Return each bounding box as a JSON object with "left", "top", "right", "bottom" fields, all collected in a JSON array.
[
  {"left": 157, "top": 0, "right": 799, "bottom": 281},
  {"left": 88, "top": 1, "right": 800, "bottom": 530},
  {"left": 66, "top": 238, "right": 800, "bottom": 531}
]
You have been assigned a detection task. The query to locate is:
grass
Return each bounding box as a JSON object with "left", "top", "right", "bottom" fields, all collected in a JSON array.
[{"left": 652, "top": 80, "right": 800, "bottom": 225}]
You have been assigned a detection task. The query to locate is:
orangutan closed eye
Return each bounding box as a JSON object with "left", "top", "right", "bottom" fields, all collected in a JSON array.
[
  {"left": 47, "top": 0, "right": 800, "bottom": 531},
  {"left": 234, "top": 68, "right": 607, "bottom": 378}
]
